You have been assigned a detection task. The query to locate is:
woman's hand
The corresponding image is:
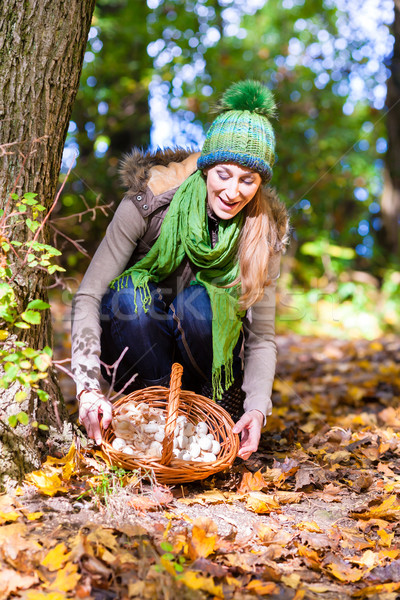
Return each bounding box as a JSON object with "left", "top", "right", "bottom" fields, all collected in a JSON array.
[
  {"left": 78, "top": 390, "right": 113, "bottom": 445},
  {"left": 232, "top": 410, "right": 264, "bottom": 460}
]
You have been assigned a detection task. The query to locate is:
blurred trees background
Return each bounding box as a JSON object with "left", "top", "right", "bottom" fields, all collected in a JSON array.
[{"left": 55, "top": 0, "right": 399, "bottom": 339}]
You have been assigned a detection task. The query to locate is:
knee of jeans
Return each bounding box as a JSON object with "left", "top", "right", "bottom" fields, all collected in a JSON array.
[{"left": 171, "top": 284, "right": 212, "bottom": 324}]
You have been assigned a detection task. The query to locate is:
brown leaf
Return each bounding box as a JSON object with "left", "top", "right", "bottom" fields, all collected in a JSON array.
[
  {"left": 0, "top": 568, "right": 38, "bottom": 600},
  {"left": 323, "top": 553, "right": 365, "bottom": 583},
  {"left": 191, "top": 557, "right": 229, "bottom": 577},
  {"left": 353, "top": 582, "right": 400, "bottom": 598},
  {"left": 237, "top": 469, "right": 267, "bottom": 493},
  {"left": 245, "top": 491, "right": 281, "bottom": 514},
  {"left": 366, "top": 559, "right": 400, "bottom": 583}
]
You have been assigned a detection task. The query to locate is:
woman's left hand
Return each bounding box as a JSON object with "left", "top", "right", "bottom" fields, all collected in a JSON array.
[{"left": 232, "top": 410, "right": 264, "bottom": 460}]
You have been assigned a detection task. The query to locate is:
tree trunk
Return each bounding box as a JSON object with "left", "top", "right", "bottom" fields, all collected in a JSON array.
[
  {"left": 0, "top": 0, "right": 95, "bottom": 485},
  {"left": 381, "top": 0, "right": 400, "bottom": 254}
]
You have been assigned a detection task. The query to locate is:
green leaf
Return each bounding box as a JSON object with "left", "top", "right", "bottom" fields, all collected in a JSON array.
[
  {"left": 48, "top": 265, "right": 66, "bottom": 274},
  {"left": 11, "top": 241, "right": 23, "bottom": 247},
  {"left": 38, "top": 424, "right": 49, "bottom": 431},
  {"left": 26, "top": 299, "right": 50, "bottom": 311},
  {"left": 43, "top": 346, "right": 53, "bottom": 357},
  {"left": 34, "top": 353, "right": 51, "bottom": 372},
  {"left": 1, "top": 242, "right": 10, "bottom": 253},
  {"left": 22, "top": 197, "right": 38, "bottom": 206},
  {"left": 15, "top": 390, "right": 28, "bottom": 403},
  {"left": 26, "top": 218, "right": 40, "bottom": 233},
  {"left": 17, "top": 411, "right": 29, "bottom": 425},
  {"left": 14, "top": 322, "right": 30, "bottom": 329},
  {"left": 22, "top": 348, "right": 38, "bottom": 358},
  {"left": 175, "top": 564, "right": 184, "bottom": 573},
  {"left": 37, "top": 389, "right": 49, "bottom": 402},
  {"left": 4, "top": 364, "right": 19, "bottom": 381},
  {"left": 160, "top": 541, "right": 173, "bottom": 552},
  {"left": 21, "top": 310, "right": 41, "bottom": 325},
  {"left": 10, "top": 193, "right": 19, "bottom": 201},
  {"left": 23, "top": 192, "right": 38, "bottom": 201},
  {"left": 8, "top": 415, "right": 17, "bottom": 427}
]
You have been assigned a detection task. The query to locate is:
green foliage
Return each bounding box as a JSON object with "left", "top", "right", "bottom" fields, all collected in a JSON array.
[
  {"left": 155, "top": 541, "right": 186, "bottom": 574},
  {"left": 0, "top": 190, "right": 61, "bottom": 430}
]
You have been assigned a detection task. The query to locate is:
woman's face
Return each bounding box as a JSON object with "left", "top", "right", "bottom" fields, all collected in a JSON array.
[{"left": 206, "top": 163, "right": 262, "bottom": 220}]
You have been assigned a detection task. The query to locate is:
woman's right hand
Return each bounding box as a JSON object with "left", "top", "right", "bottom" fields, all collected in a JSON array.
[{"left": 78, "top": 390, "right": 113, "bottom": 445}]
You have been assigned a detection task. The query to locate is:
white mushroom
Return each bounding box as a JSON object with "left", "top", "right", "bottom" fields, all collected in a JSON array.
[
  {"left": 112, "top": 437, "right": 126, "bottom": 451},
  {"left": 207, "top": 433, "right": 214, "bottom": 440},
  {"left": 211, "top": 440, "right": 221, "bottom": 455},
  {"left": 143, "top": 421, "right": 159, "bottom": 434},
  {"left": 148, "top": 441, "right": 163, "bottom": 457},
  {"left": 176, "top": 434, "right": 189, "bottom": 450},
  {"left": 122, "top": 446, "right": 135, "bottom": 455},
  {"left": 189, "top": 442, "right": 201, "bottom": 459},
  {"left": 181, "top": 452, "right": 192, "bottom": 461},
  {"left": 198, "top": 436, "right": 213, "bottom": 451},
  {"left": 196, "top": 421, "right": 208, "bottom": 436},
  {"left": 154, "top": 430, "right": 165, "bottom": 443},
  {"left": 202, "top": 452, "right": 217, "bottom": 462}
]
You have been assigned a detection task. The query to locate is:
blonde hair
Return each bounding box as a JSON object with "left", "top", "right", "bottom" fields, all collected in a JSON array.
[{"left": 237, "top": 187, "right": 288, "bottom": 310}]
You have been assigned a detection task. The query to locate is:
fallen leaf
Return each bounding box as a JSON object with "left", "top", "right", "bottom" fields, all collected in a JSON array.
[
  {"left": 257, "top": 524, "right": 292, "bottom": 546},
  {"left": 377, "top": 528, "right": 394, "bottom": 547},
  {"left": 188, "top": 518, "right": 218, "bottom": 560},
  {"left": 45, "top": 562, "right": 81, "bottom": 592},
  {"left": 366, "top": 558, "right": 400, "bottom": 583},
  {"left": 245, "top": 580, "right": 279, "bottom": 594},
  {"left": 323, "top": 553, "right": 365, "bottom": 583},
  {"left": 178, "top": 571, "right": 223, "bottom": 597},
  {"left": 353, "top": 582, "right": 400, "bottom": 598},
  {"left": 25, "top": 470, "right": 68, "bottom": 496},
  {"left": 24, "top": 511, "right": 44, "bottom": 521},
  {"left": 0, "top": 568, "right": 38, "bottom": 600},
  {"left": 26, "top": 593, "right": 66, "bottom": 600},
  {"left": 281, "top": 573, "right": 301, "bottom": 588},
  {"left": 0, "top": 509, "right": 21, "bottom": 523},
  {"left": 350, "top": 495, "right": 400, "bottom": 521},
  {"left": 296, "top": 521, "right": 323, "bottom": 533},
  {"left": 177, "top": 490, "right": 231, "bottom": 505},
  {"left": 245, "top": 491, "right": 281, "bottom": 514},
  {"left": 41, "top": 543, "right": 71, "bottom": 571},
  {"left": 237, "top": 469, "right": 267, "bottom": 493}
]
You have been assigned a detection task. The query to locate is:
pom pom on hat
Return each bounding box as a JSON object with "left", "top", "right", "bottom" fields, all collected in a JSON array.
[
  {"left": 198, "top": 80, "right": 277, "bottom": 182},
  {"left": 216, "top": 80, "right": 277, "bottom": 119}
]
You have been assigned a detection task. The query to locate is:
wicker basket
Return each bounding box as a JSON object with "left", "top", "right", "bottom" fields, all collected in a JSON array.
[{"left": 101, "top": 363, "right": 239, "bottom": 484}]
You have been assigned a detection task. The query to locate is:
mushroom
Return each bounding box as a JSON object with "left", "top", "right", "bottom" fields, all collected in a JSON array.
[
  {"left": 122, "top": 446, "right": 135, "bottom": 455},
  {"left": 202, "top": 452, "right": 217, "bottom": 462},
  {"left": 189, "top": 442, "right": 201, "bottom": 459},
  {"left": 112, "top": 437, "right": 126, "bottom": 451},
  {"left": 198, "top": 436, "right": 213, "bottom": 451},
  {"left": 211, "top": 440, "right": 221, "bottom": 455},
  {"left": 196, "top": 421, "right": 208, "bottom": 436}
]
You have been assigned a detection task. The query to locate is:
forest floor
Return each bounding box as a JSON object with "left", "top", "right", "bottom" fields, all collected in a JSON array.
[{"left": 2, "top": 334, "right": 400, "bottom": 600}]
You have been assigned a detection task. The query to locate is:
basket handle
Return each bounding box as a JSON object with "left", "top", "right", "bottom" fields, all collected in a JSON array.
[{"left": 160, "top": 363, "right": 183, "bottom": 465}]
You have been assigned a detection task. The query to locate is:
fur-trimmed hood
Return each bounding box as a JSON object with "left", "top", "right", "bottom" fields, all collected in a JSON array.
[{"left": 119, "top": 147, "right": 289, "bottom": 250}]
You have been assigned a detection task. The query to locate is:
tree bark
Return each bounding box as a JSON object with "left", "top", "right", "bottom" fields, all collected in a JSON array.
[
  {"left": 382, "top": 0, "right": 400, "bottom": 254},
  {"left": 0, "top": 0, "right": 95, "bottom": 485}
]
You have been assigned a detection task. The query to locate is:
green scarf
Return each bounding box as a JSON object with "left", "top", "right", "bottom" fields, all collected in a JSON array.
[{"left": 110, "top": 169, "right": 245, "bottom": 399}]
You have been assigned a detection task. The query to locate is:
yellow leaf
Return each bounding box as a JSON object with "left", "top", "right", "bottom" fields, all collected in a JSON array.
[
  {"left": 26, "top": 591, "right": 67, "bottom": 600},
  {"left": 296, "top": 521, "right": 323, "bottom": 533},
  {"left": 41, "top": 543, "right": 71, "bottom": 571},
  {"left": 325, "top": 562, "right": 364, "bottom": 583},
  {"left": 177, "top": 490, "right": 230, "bottom": 505},
  {"left": 245, "top": 491, "right": 281, "bottom": 514},
  {"left": 351, "top": 495, "right": 400, "bottom": 521},
  {"left": 25, "top": 470, "right": 68, "bottom": 496},
  {"left": 188, "top": 518, "right": 217, "bottom": 560},
  {"left": 178, "top": 571, "right": 223, "bottom": 597},
  {"left": 25, "top": 511, "right": 44, "bottom": 521},
  {"left": 45, "top": 562, "right": 80, "bottom": 592},
  {"left": 0, "top": 568, "right": 38, "bottom": 599},
  {"left": 128, "top": 582, "right": 146, "bottom": 598},
  {"left": 0, "top": 510, "right": 21, "bottom": 524},
  {"left": 246, "top": 580, "right": 279, "bottom": 594},
  {"left": 353, "top": 582, "right": 400, "bottom": 598},
  {"left": 281, "top": 573, "right": 301, "bottom": 589},
  {"left": 0, "top": 330, "right": 8, "bottom": 341},
  {"left": 87, "top": 526, "right": 118, "bottom": 551}
]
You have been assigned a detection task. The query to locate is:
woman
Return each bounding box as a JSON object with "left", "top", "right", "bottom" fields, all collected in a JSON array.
[{"left": 71, "top": 80, "right": 288, "bottom": 460}]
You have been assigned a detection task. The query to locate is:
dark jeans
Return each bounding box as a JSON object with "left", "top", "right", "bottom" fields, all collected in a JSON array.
[{"left": 100, "top": 281, "right": 242, "bottom": 393}]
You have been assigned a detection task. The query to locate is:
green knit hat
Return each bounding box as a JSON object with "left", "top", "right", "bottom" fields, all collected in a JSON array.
[{"left": 197, "top": 80, "right": 277, "bottom": 182}]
